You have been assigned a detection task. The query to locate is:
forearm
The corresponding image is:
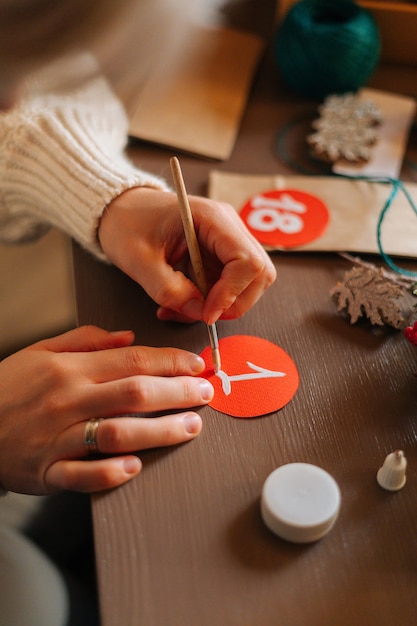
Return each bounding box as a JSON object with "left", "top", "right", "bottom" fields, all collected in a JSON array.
[{"left": 0, "top": 53, "right": 168, "bottom": 259}]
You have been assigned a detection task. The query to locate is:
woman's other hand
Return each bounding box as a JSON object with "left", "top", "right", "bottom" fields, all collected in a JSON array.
[{"left": 0, "top": 326, "right": 211, "bottom": 495}]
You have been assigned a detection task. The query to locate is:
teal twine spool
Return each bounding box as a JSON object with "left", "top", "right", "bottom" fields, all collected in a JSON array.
[{"left": 274, "top": 0, "right": 381, "bottom": 99}]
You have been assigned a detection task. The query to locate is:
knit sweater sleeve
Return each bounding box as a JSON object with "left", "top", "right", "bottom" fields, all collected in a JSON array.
[{"left": 0, "top": 54, "right": 169, "bottom": 261}]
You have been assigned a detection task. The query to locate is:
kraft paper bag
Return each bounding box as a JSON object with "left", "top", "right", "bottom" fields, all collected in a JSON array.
[
  {"left": 127, "top": 26, "right": 264, "bottom": 160},
  {"left": 208, "top": 171, "right": 417, "bottom": 259}
]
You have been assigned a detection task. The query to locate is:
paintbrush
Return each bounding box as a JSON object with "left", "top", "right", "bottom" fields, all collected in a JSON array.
[{"left": 170, "top": 156, "right": 221, "bottom": 372}]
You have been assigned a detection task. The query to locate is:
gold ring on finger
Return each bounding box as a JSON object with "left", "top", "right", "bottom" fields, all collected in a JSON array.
[{"left": 84, "top": 418, "right": 103, "bottom": 456}]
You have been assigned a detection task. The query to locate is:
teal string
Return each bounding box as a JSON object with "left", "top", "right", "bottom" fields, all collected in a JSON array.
[
  {"left": 276, "top": 120, "right": 417, "bottom": 279},
  {"left": 376, "top": 178, "right": 417, "bottom": 278},
  {"left": 276, "top": 112, "right": 330, "bottom": 175},
  {"left": 368, "top": 176, "right": 417, "bottom": 278},
  {"left": 276, "top": 111, "right": 334, "bottom": 175},
  {"left": 274, "top": 0, "right": 381, "bottom": 99}
]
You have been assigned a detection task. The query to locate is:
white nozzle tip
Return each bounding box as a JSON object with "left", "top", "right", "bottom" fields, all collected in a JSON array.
[{"left": 377, "top": 450, "right": 407, "bottom": 491}]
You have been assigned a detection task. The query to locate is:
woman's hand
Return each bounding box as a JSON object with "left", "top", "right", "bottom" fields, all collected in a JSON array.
[
  {"left": 0, "top": 326, "right": 212, "bottom": 495},
  {"left": 98, "top": 188, "right": 276, "bottom": 324}
]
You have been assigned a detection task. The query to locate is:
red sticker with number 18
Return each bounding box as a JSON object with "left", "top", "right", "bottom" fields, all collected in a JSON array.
[{"left": 239, "top": 189, "right": 329, "bottom": 248}]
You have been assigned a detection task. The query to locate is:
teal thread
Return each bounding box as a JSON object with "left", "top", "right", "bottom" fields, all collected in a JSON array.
[
  {"left": 276, "top": 120, "right": 417, "bottom": 279},
  {"left": 276, "top": 112, "right": 331, "bottom": 175},
  {"left": 375, "top": 178, "right": 417, "bottom": 278},
  {"left": 274, "top": 0, "right": 381, "bottom": 99}
]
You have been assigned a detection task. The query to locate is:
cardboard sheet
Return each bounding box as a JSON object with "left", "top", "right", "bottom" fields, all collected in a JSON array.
[
  {"left": 127, "top": 26, "right": 264, "bottom": 160},
  {"left": 209, "top": 171, "right": 417, "bottom": 258},
  {"left": 333, "top": 88, "right": 416, "bottom": 179}
]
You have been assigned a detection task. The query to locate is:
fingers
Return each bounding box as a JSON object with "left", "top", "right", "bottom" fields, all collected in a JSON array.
[
  {"left": 98, "top": 187, "right": 276, "bottom": 324},
  {"left": 169, "top": 196, "right": 276, "bottom": 324},
  {"left": 203, "top": 255, "right": 276, "bottom": 323},
  {"left": 190, "top": 200, "right": 276, "bottom": 324},
  {"left": 73, "top": 375, "right": 214, "bottom": 419},
  {"left": 33, "top": 326, "right": 135, "bottom": 353},
  {"left": 140, "top": 256, "right": 206, "bottom": 322},
  {"left": 95, "top": 412, "right": 203, "bottom": 453},
  {"left": 61, "top": 412, "right": 203, "bottom": 459},
  {"left": 78, "top": 345, "right": 206, "bottom": 383},
  {"left": 46, "top": 411, "right": 203, "bottom": 492},
  {"left": 45, "top": 456, "right": 143, "bottom": 493}
]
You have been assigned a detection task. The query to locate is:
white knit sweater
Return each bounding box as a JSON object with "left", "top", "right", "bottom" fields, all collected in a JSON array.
[{"left": 0, "top": 53, "right": 169, "bottom": 261}]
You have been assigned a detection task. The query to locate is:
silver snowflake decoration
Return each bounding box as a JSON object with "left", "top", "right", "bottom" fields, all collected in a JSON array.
[{"left": 307, "top": 93, "right": 383, "bottom": 163}]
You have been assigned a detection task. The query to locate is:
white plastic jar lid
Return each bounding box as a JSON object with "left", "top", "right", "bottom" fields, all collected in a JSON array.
[{"left": 261, "top": 463, "right": 341, "bottom": 543}]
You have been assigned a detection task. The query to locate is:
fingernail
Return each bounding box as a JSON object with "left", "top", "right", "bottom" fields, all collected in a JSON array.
[
  {"left": 207, "top": 310, "right": 224, "bottom": 325},
  {"left": 199, "top": 380, "right": 214, "bottom": 401},
  {"left": 189, "top": 354, "right": 205, "bottom": 374},
  {"left": 181, "top": 298, "right": 204, "bottom": 320},
  {"left": 183, "top": 413, "right": 202, "bottom": 435},
  {"left": 110, "top": 330, "right": 134, "bottom": 337},
  {"left": 124, "top": 457, "right": 141, "bottom": 474}
]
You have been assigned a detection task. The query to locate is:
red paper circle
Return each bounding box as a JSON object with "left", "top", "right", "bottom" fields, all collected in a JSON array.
[
  {"left": 239, "top": 189, "right": 329, "bottom": 248},
  {"left": 200, "top": 335, "right": 299, "bottom": 418}
]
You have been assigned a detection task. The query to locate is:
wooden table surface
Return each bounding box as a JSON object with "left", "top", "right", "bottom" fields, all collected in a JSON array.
[{"left": 73, "top": 9, "right": 417, "bottom": 625}]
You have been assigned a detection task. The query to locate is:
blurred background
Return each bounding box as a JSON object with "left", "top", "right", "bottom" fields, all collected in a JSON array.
[
  {"left": 0, "top": 230, "right": 76, "bottom": 358},
  {"left": 0, "top": 0, "right": 414, "bottom": 357}
]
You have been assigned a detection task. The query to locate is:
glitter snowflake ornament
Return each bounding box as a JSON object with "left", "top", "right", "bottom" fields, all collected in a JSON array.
[
  {"left": 307, "top": 93, "right": 382, "bottom": 163},
  {"left": 317, "top": 93, "right": 383, "bottom": 126}
]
